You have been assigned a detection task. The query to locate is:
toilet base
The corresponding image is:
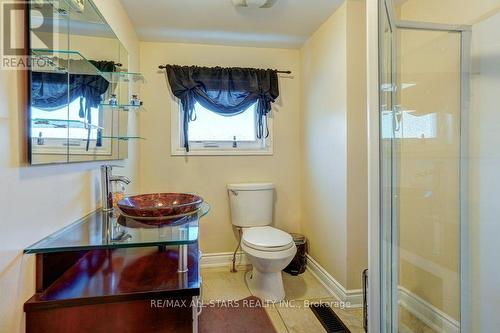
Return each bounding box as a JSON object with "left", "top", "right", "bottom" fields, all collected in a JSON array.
[{"left": 245, "top": 269, "right": 285, "bottom": 302}]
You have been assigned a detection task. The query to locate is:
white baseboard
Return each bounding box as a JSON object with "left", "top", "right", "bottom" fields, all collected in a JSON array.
[
  {"left": 306, "top": 254, "right": 364, "bottom": 308},
  {"left": 200, "top": 251, "right": 249, "bottom": 268},
  {"left": 398, "top": 286, "right": 460, "bottom": 333}
]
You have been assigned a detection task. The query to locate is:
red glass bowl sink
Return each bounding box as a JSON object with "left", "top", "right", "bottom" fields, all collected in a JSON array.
[{"left": 117, "top": 193, "right": 204, "bottom": 221}]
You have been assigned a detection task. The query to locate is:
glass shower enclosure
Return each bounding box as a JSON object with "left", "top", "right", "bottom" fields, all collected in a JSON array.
[{"left": 378, "top": 0, "right": 471, "bottom": 331}]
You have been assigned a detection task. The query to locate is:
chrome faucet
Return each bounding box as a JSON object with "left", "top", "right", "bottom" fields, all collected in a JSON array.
[{"left": 101, "top": 165, "right": 131, "bottom": 212}]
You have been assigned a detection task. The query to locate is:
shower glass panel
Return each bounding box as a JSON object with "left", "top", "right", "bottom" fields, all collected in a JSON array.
[
  {"left": 377, "top": 0, "right": 500, "bottom": 331},
  {"left": 379, "top": 1, "right": 467, "bottom": 330},
  {"left": 396, "top": 27, "right": 462, "bottom": 332}
]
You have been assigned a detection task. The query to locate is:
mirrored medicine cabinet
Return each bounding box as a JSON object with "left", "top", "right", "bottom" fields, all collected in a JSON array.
[{"left": 28, "top": 0, "right": 145, "bottom": 165}]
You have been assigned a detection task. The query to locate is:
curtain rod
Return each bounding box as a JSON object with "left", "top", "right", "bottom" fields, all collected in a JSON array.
[{"left": 158, "top": 65, "right": 291, "bottom": 74}]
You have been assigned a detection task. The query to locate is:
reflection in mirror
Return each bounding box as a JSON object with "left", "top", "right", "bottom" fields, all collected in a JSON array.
[{"left": 29, "top": 0, "right": 133, "bottom": 165}]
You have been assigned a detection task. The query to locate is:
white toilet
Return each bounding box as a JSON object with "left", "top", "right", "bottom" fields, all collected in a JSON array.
[{"left": 228, "top": 183, "right": 296, "bottom": 301}]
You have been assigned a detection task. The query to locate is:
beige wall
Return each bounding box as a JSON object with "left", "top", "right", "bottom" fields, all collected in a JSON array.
[
  {"left": 301, "top": 3, "right": 348, "bottom": 287},
  {"left": 138, "top": 42, "right": 302, "bottom": 254},
  {"left": 398, "top": 0, "right": 500, "bottom": 25},
  {"left": 346, "top": 0, "right": 368, "bottom": 290},
  {"left": 32, "top": 33, "right": 123, "bottom": 64},
  {"left": 0, "top": 0, "right": 139, "bottom": 331},
  {"left": 300, "top": 0, "right": 367, "bottom": 290},
  {"left": 469, "top": 8, "right": 500, "bottom": 332}
]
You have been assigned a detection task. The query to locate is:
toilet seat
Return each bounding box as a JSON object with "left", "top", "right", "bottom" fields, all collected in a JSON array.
[{"left": 242, "top": 226, "right": 294, "bottom": 252}]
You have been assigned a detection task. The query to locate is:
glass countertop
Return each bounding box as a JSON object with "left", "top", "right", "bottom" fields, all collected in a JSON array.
[{"left": 24, "top": 203, "right": 209, "bottom": 254}]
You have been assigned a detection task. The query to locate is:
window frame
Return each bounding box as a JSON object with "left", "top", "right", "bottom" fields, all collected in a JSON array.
[{"left": 170, "top": 99, "right": 274, "bottom": 156}]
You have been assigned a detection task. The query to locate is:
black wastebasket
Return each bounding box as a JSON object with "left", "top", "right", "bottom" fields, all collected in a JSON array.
[{"left": 284, "top": 233, "right": 307, "bottom": 276}]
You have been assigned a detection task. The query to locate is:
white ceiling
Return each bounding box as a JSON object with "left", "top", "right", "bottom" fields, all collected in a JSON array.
[{"left": 119, "top": 0, "right": 344, "bottom": 48}]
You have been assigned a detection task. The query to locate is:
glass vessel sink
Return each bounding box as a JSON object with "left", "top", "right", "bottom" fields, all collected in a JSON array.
[{"left": 117, "top": 193, "right": 204, "bottom": 224}]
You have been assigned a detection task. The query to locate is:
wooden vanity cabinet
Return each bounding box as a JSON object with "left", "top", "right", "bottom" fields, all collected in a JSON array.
[{"left": 24, "top": 245, "right": 200, "bottom": 333}]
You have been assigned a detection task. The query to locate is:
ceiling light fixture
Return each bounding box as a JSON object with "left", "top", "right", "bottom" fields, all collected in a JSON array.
[{"left": 232, "top": 0, "right": 276, "bottom": 8}]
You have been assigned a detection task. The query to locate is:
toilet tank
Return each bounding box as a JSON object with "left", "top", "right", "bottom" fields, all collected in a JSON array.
[{"left": 227, "top": 183, "right": 274, "bottom": 227}]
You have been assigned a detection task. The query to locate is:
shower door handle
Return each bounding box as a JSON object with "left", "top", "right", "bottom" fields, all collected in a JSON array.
[{"left": 363, "top": 268, "right": 368, "bottom": 332}]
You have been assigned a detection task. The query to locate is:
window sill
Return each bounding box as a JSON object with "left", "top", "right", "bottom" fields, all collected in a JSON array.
[{"left": 171, "top": 148, "right": 273, "bottom": 156}]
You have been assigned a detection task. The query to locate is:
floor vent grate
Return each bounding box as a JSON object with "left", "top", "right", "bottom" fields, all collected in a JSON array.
[{"left": 310, "top": 303, "right": 351, "bottom": 333}]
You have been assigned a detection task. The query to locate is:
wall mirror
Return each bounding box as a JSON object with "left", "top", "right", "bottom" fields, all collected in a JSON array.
[{"left": 28, "top": 0, "right": 144, "bottom": 165}]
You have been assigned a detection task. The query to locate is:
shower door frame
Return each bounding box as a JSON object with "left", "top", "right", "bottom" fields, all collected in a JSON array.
[{"left": 368, "top": 0, "right": 472, "bottom": 331}]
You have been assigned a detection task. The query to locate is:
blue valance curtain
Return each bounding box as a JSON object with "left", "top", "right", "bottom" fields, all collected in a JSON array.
[
  {"left": 31, "top": 60, "right": 116, "bottom": 150},
  {"left": 165, "top": 65, "right": 279, "bottom": 151},
  {"left": 31, "top": 60, "right": 116, "bottom": 116}
]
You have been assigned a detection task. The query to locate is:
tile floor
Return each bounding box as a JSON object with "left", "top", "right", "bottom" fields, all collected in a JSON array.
[
  {"left": 200, "top": 265, "right": 365, "bottom": 333},
  {"left": 399, "top": 306, "right": 437, "bottom": 333}
]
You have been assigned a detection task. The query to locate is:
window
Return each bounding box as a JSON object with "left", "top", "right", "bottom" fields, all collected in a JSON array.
[
  {"left": 189, "top": 103, "right": 257, "bottom": 142},
  {"left": 171, "top": 100, "right": 273, "bottom": 155},
  {"left": 381, "top": 107, "right": 437, "bottom": 139},
  {"left": 399, "top": 110, "right": 437, "bottom": 139},
  {"left": 31, "top": 98, "right": 100, "bottom": 140},
  {"left": 31, "top": 98, "right": 112, "bottom": 155}
]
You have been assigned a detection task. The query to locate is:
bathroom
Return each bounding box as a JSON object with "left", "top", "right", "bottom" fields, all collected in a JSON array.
[{"left": 0, "top": 0, "right": 499, "bottom": 332}]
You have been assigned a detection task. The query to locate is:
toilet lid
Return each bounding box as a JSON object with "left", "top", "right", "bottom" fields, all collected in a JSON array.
[{"left": 242, "top": 227, "right": 294, "bottom": 252}]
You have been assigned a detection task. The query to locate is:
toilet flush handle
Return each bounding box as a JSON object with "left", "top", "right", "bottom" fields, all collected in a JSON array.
[{"left": 229, "top": 189, "right": 239, "bottom": 196}]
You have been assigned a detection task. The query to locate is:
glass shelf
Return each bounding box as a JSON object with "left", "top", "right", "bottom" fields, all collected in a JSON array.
[
  {"left": 101, "top": 71, "right": 145, "bottom": 83},
  {"left": 101, "top": 135, "right": 145, "bottom": 141},
  {"left": 24, "top": 202, "right": 210, "bottom": 254},
  {"left": 30, "top": 53, "right": 66, "bottom": 74},
  {"left": 31, "top": 49, "right": 103, "bottom": 76},
  {"left": 99, "top": 103, "right": 146, "bottom": 112},
  {"left": 30, "top": 50, "right": 146, "bottom": 85},
  {"left": 32, "top": 118, "right": 103, "bottom": 130}
]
